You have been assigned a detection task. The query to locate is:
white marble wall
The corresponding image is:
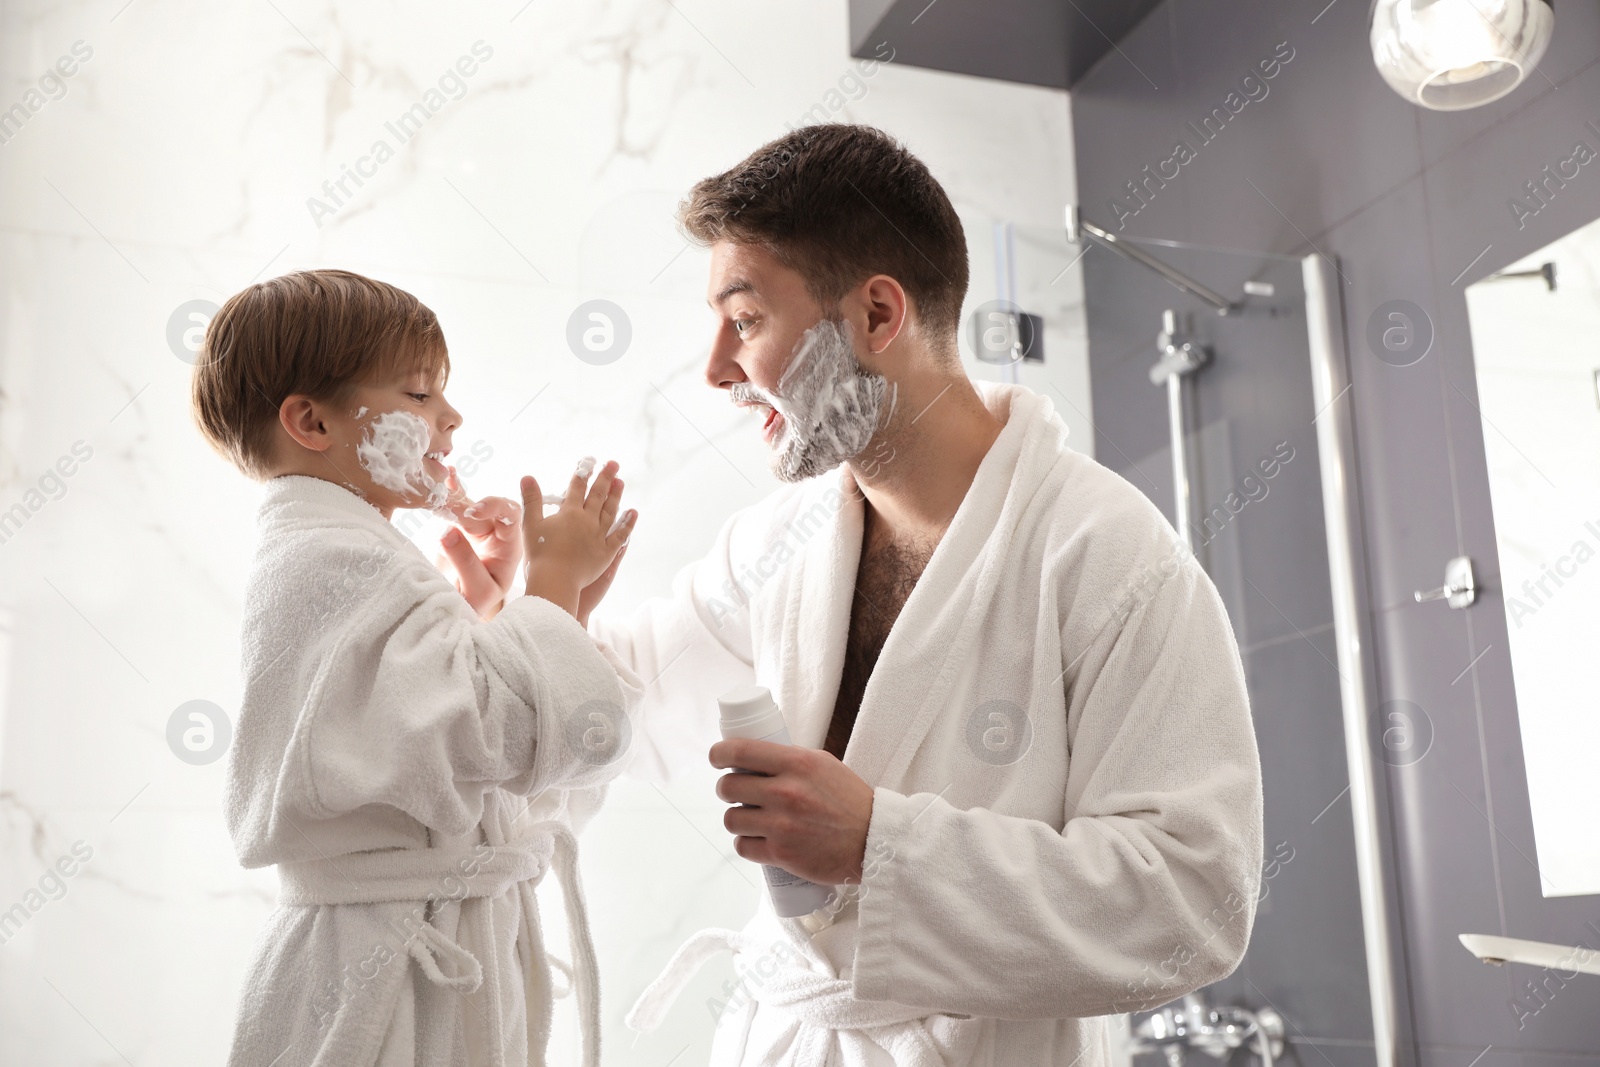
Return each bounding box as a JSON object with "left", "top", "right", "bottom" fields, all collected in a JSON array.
[{"left": 0, "top": 2, "right": 1083, "bottom": 1063}]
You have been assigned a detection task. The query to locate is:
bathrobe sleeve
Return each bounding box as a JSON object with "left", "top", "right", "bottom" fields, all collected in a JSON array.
[
  {"left": 589, "top": 508, "right": 759, "bottom": 784},
  {"left": 851, "top": 547, "right": 1264, "bottom": 1020},
  {"left": 282, "top": 532, "right": 643, "bottom": 837}
]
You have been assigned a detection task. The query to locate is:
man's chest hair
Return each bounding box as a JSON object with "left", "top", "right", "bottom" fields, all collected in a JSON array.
[
  {"left": 847, "top": 534, "right": 938, "bottom": 651},
  {"left": 826, "top": 529, "right": 941, "bottom": 753}
]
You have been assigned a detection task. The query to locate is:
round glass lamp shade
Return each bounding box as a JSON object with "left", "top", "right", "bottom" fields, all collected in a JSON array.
[{"left": 1370, "top": 0, "right": 1553, "bottom": 110}]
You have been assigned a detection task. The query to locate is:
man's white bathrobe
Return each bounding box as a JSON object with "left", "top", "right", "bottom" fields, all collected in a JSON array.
[
  {"left": 224, "top": 475, "right": 641, "bottom": 1067},
  {"left": 599, "top": 383, "right": 1264, "bottom": 1067}
]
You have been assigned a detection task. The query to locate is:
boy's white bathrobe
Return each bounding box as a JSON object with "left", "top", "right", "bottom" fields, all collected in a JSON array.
[
  {"left": 224, "top": 475, "right": 641, "bottom": 1067},
  {"left": 599, "top": 383, "right": 1264, "bottom": 1067}
]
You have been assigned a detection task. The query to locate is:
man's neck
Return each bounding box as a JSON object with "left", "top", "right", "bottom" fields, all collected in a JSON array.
[{"left": 847, "top": 371, "right": 1003, "bottom": 544}]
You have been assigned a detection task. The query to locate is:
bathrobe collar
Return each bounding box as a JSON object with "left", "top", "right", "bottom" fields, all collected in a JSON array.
[
  {"left": 258, "top": 473, "right": 412, "bottom": 546},
  {"left": 787, "top": 382, "right": 1068, "bottom": 785}
]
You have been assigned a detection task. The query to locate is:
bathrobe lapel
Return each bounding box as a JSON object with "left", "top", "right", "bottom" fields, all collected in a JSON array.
[
  {"left": 847, "top": 396, "right": 1031, "bottom": 786},
  {"left": 778, "top": 388, "right": 1035, "bottom": 788},
  {"left": 775, "top": 477, "right": 863, "bottom": 751}
]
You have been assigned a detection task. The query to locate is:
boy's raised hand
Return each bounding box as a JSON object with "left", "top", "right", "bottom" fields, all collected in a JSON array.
[
  {"left": 436, "top": 466, "right": 524, "bottom": 619},
  {"left": 520, "top": 458, "right": 637, "bottom": 618},
  {"left": 576, "top": 544, "right": 627, "bottom": 630}
]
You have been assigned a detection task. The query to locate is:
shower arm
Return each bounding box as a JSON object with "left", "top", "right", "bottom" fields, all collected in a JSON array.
[{"left": 1065, "top": 205, "right": 1239, "bottom": 315}]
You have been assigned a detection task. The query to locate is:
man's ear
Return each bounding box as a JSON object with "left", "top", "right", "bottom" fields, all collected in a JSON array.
[
  {"left": 852, "top": 274, "right": 907, "bottom": 360},
  {"left": 279, "top": 394, "right": 334, "bottom": 453}
]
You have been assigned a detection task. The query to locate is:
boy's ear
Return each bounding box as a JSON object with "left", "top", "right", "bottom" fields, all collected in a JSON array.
[{"left": 279, "top": 395, "right": 334, "bottom": 452}]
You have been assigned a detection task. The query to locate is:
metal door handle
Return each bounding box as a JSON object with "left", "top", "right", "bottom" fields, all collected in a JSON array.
[{"left": 1413, "top": 556, "right": 1476, "bottom": 609}]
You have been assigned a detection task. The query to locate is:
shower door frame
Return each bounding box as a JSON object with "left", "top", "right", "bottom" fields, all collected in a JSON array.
[{"left": 1304, "top": 252, "right": 1408, "bottom": 1067}]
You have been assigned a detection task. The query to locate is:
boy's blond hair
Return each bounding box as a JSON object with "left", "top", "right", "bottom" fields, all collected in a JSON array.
[{"left": 191, "top": 269, "right": 450, "bottom": 480}]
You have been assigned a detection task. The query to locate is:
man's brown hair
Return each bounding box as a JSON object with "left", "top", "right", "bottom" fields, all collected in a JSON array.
[
  {"left": 191, "top": 269, "right": 449, "bottom": 480},
  {"left": 679, "top": 124, "right": 968, "bottom": 346}
]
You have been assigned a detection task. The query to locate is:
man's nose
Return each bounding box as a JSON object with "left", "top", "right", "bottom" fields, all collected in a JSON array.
[{"left": 704, "top": 326, "right": 745, "bottom": 391}]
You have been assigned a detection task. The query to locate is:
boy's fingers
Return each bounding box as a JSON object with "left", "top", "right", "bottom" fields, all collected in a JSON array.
[
  {"left": 440, "top": 527, "right": 501, "bottom": 612},
  {"left": 598, "top": 477, "right": 623, "bottom": 529},
  {"left": 439, "top": 467, "right": 475, "bottom": 521},
  {"left": 605, "top": 509, "right": 637, "bottom": 550},
  {"left": 584, "top": 460, "right": 620, "bottom": 513},
  {"left": 520, "top": 476, "right": 546, "bottom": 529},
  {"left": 467, "top": 495, "right": 523, "bottom": 530},
  {"left": 605, "top": 543, "right": 629, "bottom": 580},
  {"left": 566, "top": 456, "right": 596, "bottom": 508}
]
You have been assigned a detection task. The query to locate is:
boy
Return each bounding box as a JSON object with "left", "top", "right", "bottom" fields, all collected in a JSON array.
[{"left": 192, "top": 269, "right": 639, "bottom": 1067}]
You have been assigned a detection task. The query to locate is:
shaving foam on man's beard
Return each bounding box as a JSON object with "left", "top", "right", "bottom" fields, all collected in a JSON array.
[
  {"left": 355, "top": 410, "right": 450, "bottom": 512},
  {"left": 757, "top": 317, "right": 895, "bottom": 482}
]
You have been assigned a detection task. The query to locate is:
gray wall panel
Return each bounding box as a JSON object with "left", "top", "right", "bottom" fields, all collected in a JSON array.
[
  {"left": 1073, "top": 2, "right": 1600, "bottom": 1064},
  {"left": 847, "top": 0, "right": 1166, "bottom": 88}
]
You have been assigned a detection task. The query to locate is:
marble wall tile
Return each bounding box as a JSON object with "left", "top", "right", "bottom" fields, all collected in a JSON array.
[{"left": 0, "top": 2, "right": 1083, "bottom": 1063}]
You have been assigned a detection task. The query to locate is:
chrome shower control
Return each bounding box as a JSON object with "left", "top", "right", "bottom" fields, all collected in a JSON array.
[{"left": 1413, "top": 555, "right": 1476, "bottom": 609}]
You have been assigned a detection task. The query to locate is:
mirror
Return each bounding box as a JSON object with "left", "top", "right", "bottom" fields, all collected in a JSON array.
[{"left": 1465, "top": 218, "right": 1600, "bottom": 898}]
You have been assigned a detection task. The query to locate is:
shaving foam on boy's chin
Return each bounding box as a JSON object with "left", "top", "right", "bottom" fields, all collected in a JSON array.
[
  {"left": 355, "top": 410, "right": 450, "bottom": 512},
  {"left": 765, "top": 317, "right": 896, "bottom": 483}
]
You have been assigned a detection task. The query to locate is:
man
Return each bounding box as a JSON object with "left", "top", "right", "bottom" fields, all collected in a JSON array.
[{"left": 453, "top": 124, "right": 1264, "bottom": 1067}]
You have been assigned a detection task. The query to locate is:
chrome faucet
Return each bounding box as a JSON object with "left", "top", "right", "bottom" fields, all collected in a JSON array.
[{"left": 1129, "top": 992, "right": 1285, "bottom": 1067}]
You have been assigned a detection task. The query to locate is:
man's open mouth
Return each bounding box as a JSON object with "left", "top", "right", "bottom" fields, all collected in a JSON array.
[
  {"left": 750, "top": 404, "right": 784, "bottom": 445},
  {"left": 734, "top": 397, "right": 784, "bottom": 446}
]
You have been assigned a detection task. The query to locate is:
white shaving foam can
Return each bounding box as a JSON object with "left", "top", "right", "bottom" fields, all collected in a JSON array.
[{"left": 718, "top": 685, "right": 835, "bottom": 918}]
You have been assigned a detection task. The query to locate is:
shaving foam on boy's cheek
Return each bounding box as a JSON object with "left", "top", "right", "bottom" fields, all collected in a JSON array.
[
  {"left": 767, "top": 318, "right": 894, "bottom": 482},
  {"left": 355, "top": 410, "right": 449, "bottom": 510}
]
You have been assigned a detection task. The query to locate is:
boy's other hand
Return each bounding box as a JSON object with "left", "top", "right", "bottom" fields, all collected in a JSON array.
[
  {"left": 520, "top": 459, "right": 636, "bottom": 618},
  {"left": 436, "top": 467, "right": 523, "bottom": 619},
  {"left": 577, "top": 544, "right": 628, "bottom": 630}
]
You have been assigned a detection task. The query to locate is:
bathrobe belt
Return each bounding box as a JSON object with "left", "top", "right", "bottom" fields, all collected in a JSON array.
[
  {"left": 277, "top": 825, "right": 603, "bottom": 1067},
  {"left": 627, "top": 926, "right": 977, "bottom": 1067}
]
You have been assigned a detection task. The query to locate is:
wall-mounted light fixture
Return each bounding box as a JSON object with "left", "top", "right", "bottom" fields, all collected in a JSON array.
[{"left": 1370, "top": 0, "right": 1553, "bottom": 110}]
